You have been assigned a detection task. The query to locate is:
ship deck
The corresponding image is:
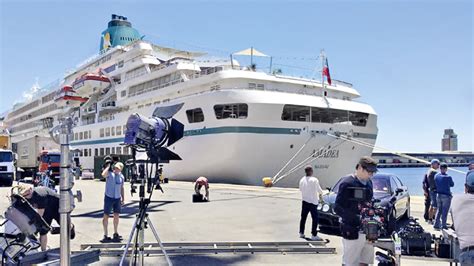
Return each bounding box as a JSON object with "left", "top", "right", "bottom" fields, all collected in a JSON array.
[{"left": 0, "top": 180, "right": 450, "bottom": 265}]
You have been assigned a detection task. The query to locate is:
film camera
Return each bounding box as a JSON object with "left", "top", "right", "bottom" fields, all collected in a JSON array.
[
  {"left": 347, "top": 187, "right": 386, "bottom": 241},
  {"left": 359, "top": 199, "right": 387, "bottom": 241},
  {"left": 102, "top": 155, "right": 120, "bottom": 171}
]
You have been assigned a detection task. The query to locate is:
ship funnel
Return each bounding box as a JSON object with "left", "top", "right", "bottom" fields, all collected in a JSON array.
[{"left": 99, "top": 14, "right": 141, "bottom": 52}]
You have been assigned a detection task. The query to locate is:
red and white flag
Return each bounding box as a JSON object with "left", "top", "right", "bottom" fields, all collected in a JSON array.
[{"left": 322, "top": 58, "right": 332, "bottom": 85}]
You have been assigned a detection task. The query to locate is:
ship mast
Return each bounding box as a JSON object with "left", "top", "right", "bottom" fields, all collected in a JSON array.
[{"left": 320, "top": 49, "right": 325, "bottom": 90}]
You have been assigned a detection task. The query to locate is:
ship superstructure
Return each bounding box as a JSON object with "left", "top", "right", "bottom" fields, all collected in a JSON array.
[{"left": 4, "top": 15, "right": 378, "bottom": 188}]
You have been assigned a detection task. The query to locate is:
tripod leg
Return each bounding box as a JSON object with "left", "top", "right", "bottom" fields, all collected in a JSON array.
[
  {"left": 146, "top": 216, "right": 173, "bottom": 266},
  {"left": 119, "top": 215, "right": 139, "bottom": 266},
  {"left": 139, "top": 219, "right": 144, "bottom": 266}
]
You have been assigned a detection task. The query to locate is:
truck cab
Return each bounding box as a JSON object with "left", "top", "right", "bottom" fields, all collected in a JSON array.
[
  {"left": 38, "top": 150, "right": 61, "bottom": 185},
  {"left": 0, "top": 149, "right": 15, "bottom": 186}
]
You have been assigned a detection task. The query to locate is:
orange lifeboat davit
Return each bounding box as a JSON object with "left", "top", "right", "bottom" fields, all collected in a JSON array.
[
  {"left": 72, "top": 73, "right": 110, "bottom": 97},
  {"left": 54, "top": 85, "right": 89, "bottom": 108}
]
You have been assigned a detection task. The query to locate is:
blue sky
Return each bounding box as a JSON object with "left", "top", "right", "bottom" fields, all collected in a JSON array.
[{"left": 0, "top": 1, "right": 472, "bottom": 152}]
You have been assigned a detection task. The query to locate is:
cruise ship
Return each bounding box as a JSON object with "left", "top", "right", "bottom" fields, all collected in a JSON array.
[{"left": 3, "top": 14, "right": 378, "bottom": 188}]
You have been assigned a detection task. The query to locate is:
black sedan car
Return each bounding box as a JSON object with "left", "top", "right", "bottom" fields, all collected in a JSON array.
[{"left": 317, "top": 173, "right": 410, "bottom": 234}]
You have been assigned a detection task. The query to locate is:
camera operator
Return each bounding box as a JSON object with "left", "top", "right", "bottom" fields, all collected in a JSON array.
[
  {"left": 19, "top": 185, "right": 75, "bottom": 251},
  {"left": 101, "top": 161, "right": 125, "bottom": 242},
  {"left": 334, "top": 156, "right": 377, "bottom": 266}
]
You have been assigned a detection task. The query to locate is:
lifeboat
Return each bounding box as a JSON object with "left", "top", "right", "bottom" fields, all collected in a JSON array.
[
  {"left": 54, "top": 85, "right": 89, "bottom": 108},
  {"left": 72, "top": 73, "right": 110, "bottom": 97}
]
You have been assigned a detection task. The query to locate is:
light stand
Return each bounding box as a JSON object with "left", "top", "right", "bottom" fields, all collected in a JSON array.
[
  {"left": 119, "top": 147, "right": 172, "bottom": 266},
  {"left": 58, "top": 117, "right": 74, "bottom": 266}
]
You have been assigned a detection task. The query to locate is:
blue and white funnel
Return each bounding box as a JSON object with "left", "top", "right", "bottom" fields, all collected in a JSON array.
[{"left": 99, "top": 14, "right": 141, "bottom": 52}]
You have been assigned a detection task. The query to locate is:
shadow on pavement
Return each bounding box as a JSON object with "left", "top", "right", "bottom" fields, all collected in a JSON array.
[
  {"left": 97, "top": 254, "right": 253, "bottom": 266},
  {"left": 72, "top": 200, "right": 180, "bottom": 219}
]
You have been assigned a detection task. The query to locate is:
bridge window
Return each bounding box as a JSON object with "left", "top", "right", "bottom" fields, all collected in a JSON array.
[
  {"left": 116, "top": 126, "right": 122, "bottom": 135},
  {"left": 186, "top": 108, "right": 205, "bottom": 123},
  {"left": 100, "top": 128, "right": 104, "bottom": 138},
  {"left": 281, "top": 105, "right": 310, "bottom": 122},
  {"left": 214, "top": 104, "right": 248, "bottom": 119},
  {"left": 282, "top": 105, "right": 368, "bottom": 127}
]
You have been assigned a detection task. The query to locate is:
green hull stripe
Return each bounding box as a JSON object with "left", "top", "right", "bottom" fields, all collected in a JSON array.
[
  {"left": 184, "top": 126, "right": 302, "bottom": 136},
  {"left": 70, "top": 126, "right": 376, "bottom": 146}
]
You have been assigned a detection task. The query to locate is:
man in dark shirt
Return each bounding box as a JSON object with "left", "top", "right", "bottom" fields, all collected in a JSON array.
[
  {"left": 335, "top": 156, "right": 377, "bottom": 266},
  {"left": 21, "top": 186, "right": 74, "bottom": 251},
  {"left": 423, "top": 159, "right": 440, "bottom": 224}
]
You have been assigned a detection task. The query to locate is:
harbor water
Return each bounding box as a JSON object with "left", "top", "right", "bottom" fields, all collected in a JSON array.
[{"left": 378, "top": 167, "right": 468, "bottom": 196}]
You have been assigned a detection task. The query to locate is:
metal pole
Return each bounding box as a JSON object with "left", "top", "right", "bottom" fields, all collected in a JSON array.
[
  {"left": 251, "top": 47, "right": 253, "bottom": 66},
  {"left": 321, "top": 50, "right": 325, "bottom": 89},
  {"left": 269, "top": 57, "right": 273, "bottom": 74},
  {"left": 59, "top": 117, "right": 73, "bottom": 265}
]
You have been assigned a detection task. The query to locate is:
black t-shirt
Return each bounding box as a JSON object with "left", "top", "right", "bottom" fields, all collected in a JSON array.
[
  {"left": 427, "top": 170, "right": 438, "bottom": 192},
  {"left": 334, "top": 175, "right": 373, "bottom": 227},
  {"left": 28, "top": 187, "right": 60, "bottom": 210}
]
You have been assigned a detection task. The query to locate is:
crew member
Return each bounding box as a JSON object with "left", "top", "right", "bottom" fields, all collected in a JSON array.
[
  {"left": 194, "top": 176, "right": 209, "bottom": 201},
  {"left": 101, "top": 161, "right": 125, "bottom": 242},
  {"left": 433, "top": 163, "right": 454, "bottom": 230},
  {"left": 334, "top": 156, "right": 377, "bottom": 266},
  {"left": 450, "top": 167, "right": 474, "bottom": 264},
  {"left": 298, "top": 165, "right": 323, "bottom": 241},
  {"left": 21, "top": 185, "right": 75, "bottom": 251},
  {"left": 423, "top": 159, "right": 440, "bottom": 223}
]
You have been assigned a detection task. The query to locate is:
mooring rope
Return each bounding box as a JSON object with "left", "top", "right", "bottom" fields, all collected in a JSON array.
[{"left": 326, "top": 133, "right": 467, "bottom": 175}]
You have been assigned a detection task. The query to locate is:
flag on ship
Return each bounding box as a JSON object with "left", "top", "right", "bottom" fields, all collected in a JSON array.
[{"left": 322, "top": 58, "right": 331, "bottom": 85}]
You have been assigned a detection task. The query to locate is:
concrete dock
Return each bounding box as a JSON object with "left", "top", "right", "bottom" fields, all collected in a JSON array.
[{"left": 0, "top": 180, "right": 450, "bottom": 265}]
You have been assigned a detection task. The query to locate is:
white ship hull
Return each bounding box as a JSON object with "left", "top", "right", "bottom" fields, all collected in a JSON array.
[{"left": 71, "top": 89, "right": 377, "bottom": 188}]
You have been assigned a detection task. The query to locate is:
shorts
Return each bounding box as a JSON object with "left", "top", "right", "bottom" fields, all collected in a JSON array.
[
  {"left": 429, "top": 191, "right": 438, "bottom": 208},
  {"left": 342, "top": 233, "right": 374, "bottom": 266},
  {"left": 40, "top": 209, "right": 60, "bottom": 236},
  {"left": 104, "top": 195, "right": 121, "bottom": 215}
]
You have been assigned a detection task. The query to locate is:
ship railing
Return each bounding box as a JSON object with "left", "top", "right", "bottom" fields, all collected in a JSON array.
[
  {"left": 128, "top": 78, "right": 184, "bottom": 97},
  {"left": 190, "top": 66, "right": 225, "bottom": 79}
]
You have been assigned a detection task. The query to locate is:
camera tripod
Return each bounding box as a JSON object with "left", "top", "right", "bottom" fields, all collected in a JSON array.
[{"left": 119, "top": 148, "right": 172, "bottom": 266}]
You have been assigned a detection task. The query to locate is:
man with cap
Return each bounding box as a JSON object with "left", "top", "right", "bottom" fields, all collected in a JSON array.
[
  {"left": 298, "top": 165, "right": 323, "bottom": 241},
  {"left": 450, "top": 166, "right": 474, "bottom": 264},
  {"left": 335, "top": 156, "right": 377, "bottom": 266},
  {"left": 101, "top": 161, "right": 125, "bottom": 242},
  {"left": 423, "top": 159, "right": 440, "bottom": 223},
  {"left": 433, "top": 163, "right": 454, "bottom": 230}
]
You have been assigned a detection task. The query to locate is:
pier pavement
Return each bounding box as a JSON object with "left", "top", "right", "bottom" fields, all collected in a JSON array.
[{"left": 0, "top": 180, "right": 449, "bottom": 265}]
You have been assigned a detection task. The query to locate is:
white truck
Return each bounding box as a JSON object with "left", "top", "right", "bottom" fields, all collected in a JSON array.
[
  {"left": 0, "top": 149, "right": 15, "bottom": 186},
  {"left": 15, "top": 136, "right": 59, "bottom": 178}
]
